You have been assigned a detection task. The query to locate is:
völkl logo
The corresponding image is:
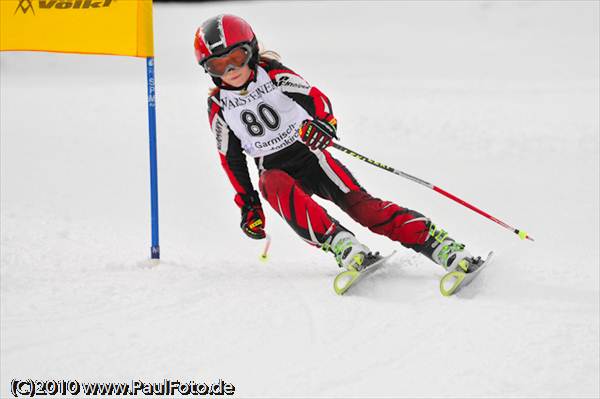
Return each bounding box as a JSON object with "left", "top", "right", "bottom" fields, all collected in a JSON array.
[
  {"left": 14, "top": 0, "right": 35, "bottom": 15},
  {"left": 14, "top": 0, "right": 114, "bottom": 15}
]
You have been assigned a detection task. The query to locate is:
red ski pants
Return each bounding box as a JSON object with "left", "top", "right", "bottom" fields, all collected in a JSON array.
[{"left": 258, "top": 149, "right": 430, "bottom": 249}]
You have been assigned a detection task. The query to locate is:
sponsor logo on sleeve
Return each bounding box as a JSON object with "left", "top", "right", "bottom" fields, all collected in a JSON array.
[
  {"left": 276, "top": 74, "right": 311, "bottom": 94},
  {"left": 213, "top": 115, "right": 229, "bottom": 154}
]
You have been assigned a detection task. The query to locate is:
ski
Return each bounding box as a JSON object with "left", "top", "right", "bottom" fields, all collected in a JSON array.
[
  {"left": 333, "top": 251, "right": 396, "bottom": 295},
  {"left": 439, "top": 251, "right": 494, "bottom": 296}
]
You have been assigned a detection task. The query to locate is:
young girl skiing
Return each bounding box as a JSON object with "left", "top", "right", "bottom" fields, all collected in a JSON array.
[{"left": 194, "top": 14, "right": 484, "bottom": 283}]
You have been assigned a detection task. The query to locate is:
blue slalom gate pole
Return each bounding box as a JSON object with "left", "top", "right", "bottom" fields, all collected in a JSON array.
[{"left": 146, "top": 57, "right": 160, "bottom": 259}]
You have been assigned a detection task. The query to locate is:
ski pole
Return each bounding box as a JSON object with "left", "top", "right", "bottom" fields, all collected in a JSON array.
[
  {"left": 331, "top": 143, "right": 534, "bottom": 242},
  {"left": 259, "top": 234, "right": 272, "bottom": 262}
]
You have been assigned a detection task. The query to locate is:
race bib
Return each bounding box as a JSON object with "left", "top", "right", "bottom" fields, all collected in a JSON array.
[{"left": 219, "top": 67, "right": 310, "bottom": 158}]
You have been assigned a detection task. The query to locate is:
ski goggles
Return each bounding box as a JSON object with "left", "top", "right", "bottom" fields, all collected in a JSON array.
[{"left": 202, "top": 44, "right": 253, "bottom": 77}]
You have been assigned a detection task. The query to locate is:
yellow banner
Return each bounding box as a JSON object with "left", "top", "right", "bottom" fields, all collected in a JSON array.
[{"left": 0, "top": 0, "right": 154, "bottom": 57}]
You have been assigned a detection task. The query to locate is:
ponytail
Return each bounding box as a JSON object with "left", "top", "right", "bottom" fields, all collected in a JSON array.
[{"left": 258, "top": 41, "right": 281, "bottom": 62}]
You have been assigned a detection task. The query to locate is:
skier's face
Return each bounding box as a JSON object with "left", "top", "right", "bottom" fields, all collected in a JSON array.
[{"left": 221, "top": 65, "right": 252, "bottom": 87}]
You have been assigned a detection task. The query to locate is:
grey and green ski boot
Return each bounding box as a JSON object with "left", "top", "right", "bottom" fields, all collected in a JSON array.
[
  {"left": 434, "top": 240, "right": 484, "bottom": 274},
  {"left": 420, "top": 224, "right": 484, "bottom": 273},
  {"left": 327, "top": 231, "right": 380, "bottom": 272}
]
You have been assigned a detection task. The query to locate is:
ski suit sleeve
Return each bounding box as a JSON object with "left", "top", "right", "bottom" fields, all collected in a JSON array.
[
  {"left": 260, "top": 59, "right": 335, "bottom": 122},
  {"left": 207, "top": 93, "right": 258, "bottom": 208}
]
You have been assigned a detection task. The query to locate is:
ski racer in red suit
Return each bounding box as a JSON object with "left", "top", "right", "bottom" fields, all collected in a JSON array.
[{"left": 194, "top": 14, "right": 483, "bottom": 275}]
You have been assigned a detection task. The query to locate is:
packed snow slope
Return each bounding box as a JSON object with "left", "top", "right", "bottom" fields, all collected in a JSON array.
[{"left": 1, "top": 2, "right": 598, "bottom": 398}]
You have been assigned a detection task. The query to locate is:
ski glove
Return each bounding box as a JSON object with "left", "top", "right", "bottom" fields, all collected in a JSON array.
[
  {"left": 299, "top": 116, "right": 338, "bottom": 151},
  {"left": 235, "top": 191, "right": 266, "bottom": 240}
]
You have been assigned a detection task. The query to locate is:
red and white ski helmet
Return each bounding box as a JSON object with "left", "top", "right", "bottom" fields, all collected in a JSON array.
[{"left": 194, "top": 14, "right": 258, "bottom": 67}]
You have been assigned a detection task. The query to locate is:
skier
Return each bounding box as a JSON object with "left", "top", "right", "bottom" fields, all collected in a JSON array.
[{"left": 194, "top": 14, "right": 485, "bottom": 278}]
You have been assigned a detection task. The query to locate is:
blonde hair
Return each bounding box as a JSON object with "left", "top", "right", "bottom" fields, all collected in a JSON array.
[{"left": 258, "top": 41, "right": 281, "bottom": 62}]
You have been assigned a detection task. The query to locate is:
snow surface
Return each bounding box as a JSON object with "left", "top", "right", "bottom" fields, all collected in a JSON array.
[{"left": 1, "top": 1, "right": 599, "bottom": 397}]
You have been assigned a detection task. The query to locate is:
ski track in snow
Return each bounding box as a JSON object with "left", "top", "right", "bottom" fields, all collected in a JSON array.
[{"left": 1, "top": 2, "right": 599, "bottom": 398}]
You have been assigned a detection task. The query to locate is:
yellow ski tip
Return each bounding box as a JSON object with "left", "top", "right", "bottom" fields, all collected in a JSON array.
[
  {"left": 333, "top": 270, "right": 359, "bottom": 295},
  {"left": 440, "top": 271, "right": 466, "bottom": 297}
]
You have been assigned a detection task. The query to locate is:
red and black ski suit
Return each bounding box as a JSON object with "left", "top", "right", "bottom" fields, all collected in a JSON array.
[{"left": 207, "top": 58, "right": 432, "bottom": 254}]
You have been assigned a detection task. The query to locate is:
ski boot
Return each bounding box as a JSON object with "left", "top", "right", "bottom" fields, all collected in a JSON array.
[
  {"left": 327, "top": 231, "right": 380, "bottom": 272},
  {"left": 418, "top": 224, "right": 482, "bottom": 273},
  {"left": 433, "top": 238, "right": 491, "bottom": 296},
  {"left": 434, "top": 240, "right": 484, "bottom": 274},
  {"left": 327, "top": 231, "right": 395, "bottom": 295},
  {"left": 418, "top": 224, "right": 491, "bottom": 295}
]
